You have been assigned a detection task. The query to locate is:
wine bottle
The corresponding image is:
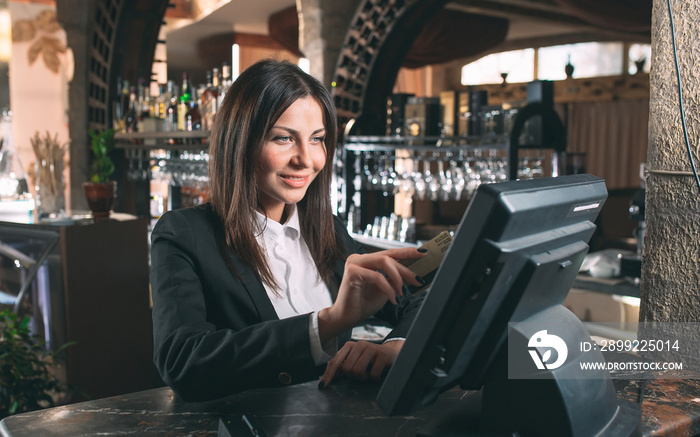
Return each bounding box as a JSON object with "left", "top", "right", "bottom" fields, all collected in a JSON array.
[
  {"left": 201, "top": 69, "right": 220, "bottom": 130},
  {"left": 177, "top": 72, "right": 192, "bottom": 131},
  {"left": 153, "top": 83, "right": 167, "bottom": 119},
  {"left": 123, "top": 86, "right": 138, "bottom": 133},
  {"left": 165, "top": 80, "right": 178, "bottom": 132},
  {"left": 218, "top": 62, "right": 231, "bottom": 110},
  {"left": 185, "top": 87, "right": 202, "bottom": 132}
]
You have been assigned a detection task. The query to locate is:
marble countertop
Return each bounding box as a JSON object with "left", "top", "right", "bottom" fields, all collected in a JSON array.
[{"left": 1, "top": 373, "right": 700, "bottom": 436}]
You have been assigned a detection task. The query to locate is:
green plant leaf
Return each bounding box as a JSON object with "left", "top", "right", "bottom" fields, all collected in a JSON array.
[
  {"left": 87, "top": 128, "right": 116, "bottom": 183},
  {"left": 0, "top": 309, "right": 74, "bottom": 418}
]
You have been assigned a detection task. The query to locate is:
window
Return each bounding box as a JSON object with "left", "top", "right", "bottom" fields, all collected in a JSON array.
[
  {"left": 461, "top": 49, "right": 535, "bottom": 86},
  {"left": 461, "top": 41, "right": 649, "bottom": 85},
  {"left": 628, "top": 43, "right": 651, "bottom": 74},
  {"left": 538, "top": 42, "right": 623, "bottom": 80}
]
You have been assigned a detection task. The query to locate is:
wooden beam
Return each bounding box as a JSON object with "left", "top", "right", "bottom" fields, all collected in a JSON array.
[
  {"left": 7, "top": 0, "right": 56, "bottom": 4},
  {"left": 165, "top": 0, "right": 194, "bottom": 19},
  {"left": 449, "top": 0, "right": 590, "bottom": 26},
  {"left": 196, "top": 32, "right": 289, "bottom": 67},
  {"left": 469, "top": 73, "right": 649, "bottom": 106}
]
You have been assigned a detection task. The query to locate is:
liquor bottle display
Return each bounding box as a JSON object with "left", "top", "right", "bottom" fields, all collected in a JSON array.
[{"left": 114, "top": 62, "right": 233, "bottom": 134}]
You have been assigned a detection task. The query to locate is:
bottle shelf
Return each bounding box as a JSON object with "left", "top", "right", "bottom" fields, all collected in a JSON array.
[
  {"left": 114, "top": 131, "right": 210, "bottom": 150},
  {"left": 343, "top": 134, "right": 510, "bottom": 153}
]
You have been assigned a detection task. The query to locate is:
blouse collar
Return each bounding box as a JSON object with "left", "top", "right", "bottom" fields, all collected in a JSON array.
[{"left": 254, "top": 205, "right": 300, "bottom": 241}]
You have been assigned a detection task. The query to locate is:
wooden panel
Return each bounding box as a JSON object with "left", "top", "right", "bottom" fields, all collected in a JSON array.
[
  {"left": 59, "top": 218, "right": 159, "bottom": 400},
  {"left": 165, "top": 0, "right": 194, "bottom": 19},
  {"left": 468, "top": 73, "right": 650, "bottom": 106},
  {"left": 196, "top": 32, "right": 292, "bottom": 71}
]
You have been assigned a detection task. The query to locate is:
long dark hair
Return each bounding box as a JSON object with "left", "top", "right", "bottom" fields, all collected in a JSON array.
[{"left": 208, "top": 59, "right": 342, "bottom": 290}]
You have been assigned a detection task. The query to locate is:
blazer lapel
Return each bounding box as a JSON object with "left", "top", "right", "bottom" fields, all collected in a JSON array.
[
  {"left": 234, "top": 258, "right": 279, "bottom": 321},
  {"left": 207, "top": 204, "right": 279, "bottom": 322}
]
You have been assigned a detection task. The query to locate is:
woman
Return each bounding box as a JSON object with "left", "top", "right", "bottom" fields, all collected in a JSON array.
[{"left": 150, "top": 59, "right": 426, "bottom": 402}]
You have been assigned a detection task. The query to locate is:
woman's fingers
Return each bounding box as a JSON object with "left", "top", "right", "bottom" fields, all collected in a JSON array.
[
  {"left": 319, "top": 341, "right": 355, "bottom": 387},
  {"left": 346, "top": 248, "right": 426, "bottom": 294},
  {"left": 341, "top": 341, "right": 376, "bottom": 381},
  {"left": 323, "top": 248, "right": 427, "bottom": 344},
  {"left": 379, "top": 247, "right": 428, "bottom": 261},
  {"left": 319, "top": 341, "right": 404, "bottom": 388},
  {"left": 344, "top": 263, "right": 397, "bottom": 305},
  {"left": 318, "top": 341, "right": 356, "bottom": 388},
  {"left": 367, "top": 340, "right": 402, "bottom": 380},
  {"left": 369, "top": 353, "right": 389, "bottom": 380},
  {"left": 348, "top": 247, "right": 425, "bottom": 268},
  {"left": 375, "top": 253, "right": 423, "bottom": 290},
  {"left": 324, "top": 341, "right": 376, "bottom": 383}
]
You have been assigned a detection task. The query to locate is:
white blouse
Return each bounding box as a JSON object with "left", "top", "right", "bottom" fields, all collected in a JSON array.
[{"left": 254, "top": 207, "right": 336, "bottom": 365}]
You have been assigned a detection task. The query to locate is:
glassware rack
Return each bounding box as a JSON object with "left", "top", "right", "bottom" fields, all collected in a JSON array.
[
  {"left": 337, "top": 135, "right": 513, "bottom": 246},
  {"left": 114, "top": 131, "right": 210, "bottom": 218}
]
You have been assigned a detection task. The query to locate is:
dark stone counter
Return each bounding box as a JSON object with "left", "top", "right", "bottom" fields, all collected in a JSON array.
[
  {"left": 0, "top": 380, "right": 466, "bottom": 437},
  {"left": 615, "top": 375, "right": 700, "bottom": 436},
  {"left": 1, "top": 375, "right": 699, "bottom": 436}
]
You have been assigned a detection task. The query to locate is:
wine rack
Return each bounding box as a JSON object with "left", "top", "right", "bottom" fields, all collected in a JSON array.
[{"left": 330, "top": 0, "right": 448, "bottom": 133}]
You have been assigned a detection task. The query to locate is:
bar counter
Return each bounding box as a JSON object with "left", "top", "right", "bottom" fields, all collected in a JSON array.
[
  {"left": 2, "top": 374, "right": 700, "bottom": 436},
  {"left": 0, "top": 380, "right": 466, "bottom": 436}
]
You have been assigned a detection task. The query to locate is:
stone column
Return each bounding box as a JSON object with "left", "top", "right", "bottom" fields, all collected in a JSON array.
[
  {"left": 640, "top": 0, "right": 700, "bottom": 336},
  {"left": 296, "top": 0, "right": 361, "bottom": 87},
  {"left": 57, "top": 0, "right": 93, "bottom": 211}
]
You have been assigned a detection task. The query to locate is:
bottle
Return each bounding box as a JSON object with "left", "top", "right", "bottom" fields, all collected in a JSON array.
[
  {"left": 137, "top": 78, "right": 151, "bottom": 118},
  {"left": 120, "top": 79, "right": 130, "bottom": 122},
  {"left": 201, "top": 69, "right": 220, "bottom": 130},
  {"left": 199, "top": 70, "right": 212, "bottom": 130},
  {"left": 185, "top": 87, "right": 202, "bottom": 132},
  {"left": 177, "top": 72, "right": 193, "bottom": 131},
  {"left": 113, "top": 76, "right": 124, "bottom": 132},
  {"left": 211, "top": 67, "right": 221, "bottom": 124},
  {"left": 153, "top": 83, "right": 167, "bottom": 119},
  {"left": 165, "top": 80, "right": 178, "bottom": 132},
  {"left": 123, "top": 86, "right": 138, "bottom": 133},
  {"left": 218, "top": 62, "right": 231, "bottom": 110},
  {"left": 114, "top": 78, "right": 130, "bottom": 132},
  {"left": 136, "top": 78, "right": 152, "bottom": 132}
]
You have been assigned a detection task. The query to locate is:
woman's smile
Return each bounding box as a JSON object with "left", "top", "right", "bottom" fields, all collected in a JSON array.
[
  {"left": 280, "top": 174, "right": 311, "bottom": 187},
  {"left": 257, "top": 96, "right": 327, "bottom": 222}
]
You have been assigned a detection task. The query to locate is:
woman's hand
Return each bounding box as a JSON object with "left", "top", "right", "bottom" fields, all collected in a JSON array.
[
  {"left": 317, "top": 247, "right": 425, "bottom": 342},
  {"left": 318, "top": 340, "right": 404, "bottom": 388}
]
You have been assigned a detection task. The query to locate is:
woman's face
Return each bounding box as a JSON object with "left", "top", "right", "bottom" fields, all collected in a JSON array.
[{"left": 257, "top": 96, "right": 327, "bottom": 222}]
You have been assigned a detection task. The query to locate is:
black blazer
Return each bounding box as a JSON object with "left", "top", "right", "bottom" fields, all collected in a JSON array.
[{"left": 150, "top": 203, "right": 423, "bottom": 402}]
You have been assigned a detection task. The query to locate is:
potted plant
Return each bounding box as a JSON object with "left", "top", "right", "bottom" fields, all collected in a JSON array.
[
  {"left": 83, "top": 129, "right": 117, "bottom": 220},
  {"left": 0, "top": 309, "right": 73, "bottom": 419}
]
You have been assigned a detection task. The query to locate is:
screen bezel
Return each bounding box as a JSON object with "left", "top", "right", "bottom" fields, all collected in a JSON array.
[{"left": 376, "top": 174, "right": 608, "bottom": 416}]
